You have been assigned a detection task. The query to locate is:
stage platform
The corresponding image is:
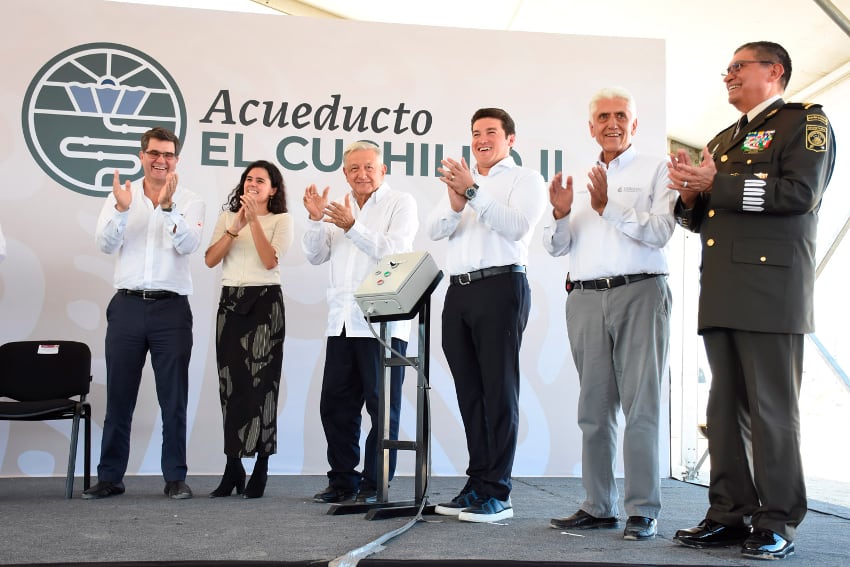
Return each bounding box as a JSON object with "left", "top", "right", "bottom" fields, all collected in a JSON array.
[{"left": 1, "top": 475, "right": 848, "bottom": 566}]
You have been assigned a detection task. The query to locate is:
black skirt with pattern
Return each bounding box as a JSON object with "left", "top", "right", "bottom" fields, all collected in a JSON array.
[{"left": 215, "top": 285, "right": 285, "bottom": 457}]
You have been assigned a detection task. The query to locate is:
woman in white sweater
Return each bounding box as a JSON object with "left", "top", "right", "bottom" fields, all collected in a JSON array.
[{"left": 204, "top": 160, "right": 293, "bottom": 498}]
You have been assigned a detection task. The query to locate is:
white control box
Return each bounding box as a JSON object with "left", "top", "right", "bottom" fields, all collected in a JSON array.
[{"left": 355, "top": 251, "right": 441, "bottom": 320}]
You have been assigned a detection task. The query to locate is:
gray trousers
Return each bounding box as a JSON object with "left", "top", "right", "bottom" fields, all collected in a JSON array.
[{"left": 566, "top": 275, "right": 671, "bottom": 519}]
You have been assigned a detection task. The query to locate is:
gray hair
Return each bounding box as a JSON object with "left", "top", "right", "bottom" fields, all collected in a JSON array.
[
  {"left": 588, "top": 87, "right": 637, "bottom": 119},
  {"left": 343, "top": 140, "right": 382, "bottom": 160}
]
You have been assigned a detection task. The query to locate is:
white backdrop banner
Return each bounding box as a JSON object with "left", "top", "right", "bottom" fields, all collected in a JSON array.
[{"left": 0, "top": 0, "right": 669, "bottom": 479}]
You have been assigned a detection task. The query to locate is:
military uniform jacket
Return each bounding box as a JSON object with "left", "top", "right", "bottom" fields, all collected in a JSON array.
[{"left": 675, "top": 98, "right": 835, "bottom": 334}]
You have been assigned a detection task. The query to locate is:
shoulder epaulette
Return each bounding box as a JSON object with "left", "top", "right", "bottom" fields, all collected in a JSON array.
[{"left": 784, "top": 102, "right": 823, "bottom": 110}]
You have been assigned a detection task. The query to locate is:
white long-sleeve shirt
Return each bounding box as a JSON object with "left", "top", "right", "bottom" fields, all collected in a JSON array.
[
  {"left": 301, "top": 182, "right": 418, "bottom": 341},
  {"left": 542, "top": 146, "right": 676, "bottom": 279},
  {"left": 428, "top": 156, "right": 547, "bottom": 275},
  {"left": 95, "top": 181, "right": 206, "bottom": 295}
]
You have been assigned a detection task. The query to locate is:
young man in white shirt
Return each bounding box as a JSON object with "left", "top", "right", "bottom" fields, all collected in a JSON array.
[{"left": 429, "top": 108, "right": 547, "bottom": 523}]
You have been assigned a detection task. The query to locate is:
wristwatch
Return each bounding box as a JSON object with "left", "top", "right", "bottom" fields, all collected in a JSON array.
[
  {"left": 161, "top": 202, "right": 175, "bottom": 212},
  {"left": 464, "top": 183, "right": 479, "bottom": 200}
]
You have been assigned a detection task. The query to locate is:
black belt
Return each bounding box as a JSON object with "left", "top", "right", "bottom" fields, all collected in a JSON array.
[
  {"left": 119, "top": 289, "right": 179, "bottom": 300},
  {"left": 567, "top": 273, "right": 659, "bottom": 292},
  {"left": 450, "top": 265, "right": 526, "bottom": 286}
]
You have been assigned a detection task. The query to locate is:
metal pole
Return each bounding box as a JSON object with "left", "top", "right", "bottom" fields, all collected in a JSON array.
[{"left": 812, "top": 0, "right": 850, "bottom": 38}]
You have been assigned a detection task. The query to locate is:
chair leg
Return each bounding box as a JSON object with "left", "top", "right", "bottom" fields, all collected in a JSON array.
[
  {"left": 67, "top": 411, "right": 81, "bottom": 499},
  {"left": 84, "top": 404, "right": 91, "bottom": 490}
]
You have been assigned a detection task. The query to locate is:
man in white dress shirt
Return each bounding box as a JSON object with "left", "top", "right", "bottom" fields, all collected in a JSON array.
[
  {"left": 543, "top": 87, "right": 676, "bottom": 540},
  {"left": 303, "top": 141, "right": 418, "bottom": 504},
  {"left": 85, "top": 127, "right": 205, "bottom": 500},
  {"left": 429, "top": 108, "right": 547, "bottom": 523}
]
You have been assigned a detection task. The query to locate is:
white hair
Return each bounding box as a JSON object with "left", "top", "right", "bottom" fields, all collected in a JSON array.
[
  {"left": 343, "top": 140, "right": 381, "bottom": 160},
  {"left": 588, "top": 87, "right": 637, "bottom": 119}
]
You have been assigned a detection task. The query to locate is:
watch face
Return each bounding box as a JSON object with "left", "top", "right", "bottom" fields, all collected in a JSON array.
[{"left": 465, "top": 186, "right": 477, "bottom": 199}]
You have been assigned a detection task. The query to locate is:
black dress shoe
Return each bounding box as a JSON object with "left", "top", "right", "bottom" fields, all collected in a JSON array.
[
  {"left": 313, "top": 485, "right": 356, "bottom": 503},
  {"left": 82, "top": 480, "right": 125, "bottom": 500},
  {"left": 164, "top": 480, "right": 193, "bottom": 499},
  {"left": 623, "top": 516, "right": 657, "bottom": 540},
  {"left": 674, "top": 518, "right": 751, "bottom": 548},
  {"left": 550, "top": 509, "right": 619, "bottom": 530},
  {"left": 355, "top": 485, "right": 378, "bottom": 504},
  {"left": 742, "top": 528, "right": 795, "bottom": 560}
]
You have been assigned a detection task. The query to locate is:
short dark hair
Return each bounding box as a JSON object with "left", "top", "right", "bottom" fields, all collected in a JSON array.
[
  {"left": 225, "top": 160, "right": 288, "bottom": 214},
  {"left": 140, "top": 127, "right": 181, "bottom": 156},
  {"left": 471, "top": 108, "right": 516, "bottom": 136},
  {"left": 736, "top": 41, "right": 792, "bottom": 90}
]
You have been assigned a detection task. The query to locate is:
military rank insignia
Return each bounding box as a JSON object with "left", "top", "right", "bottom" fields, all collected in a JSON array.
[{"left": 741, "top": 130, "right": 775, "bottom": 153}]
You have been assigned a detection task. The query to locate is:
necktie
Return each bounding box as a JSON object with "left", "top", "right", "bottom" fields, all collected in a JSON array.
[{"left": 735, "top": 114, "right": 748, "bottom": 136}]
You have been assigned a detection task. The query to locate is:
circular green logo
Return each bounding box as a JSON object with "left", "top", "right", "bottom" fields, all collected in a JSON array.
[{"left": 22, "top": 43, "right": 187, "bottom": 197}]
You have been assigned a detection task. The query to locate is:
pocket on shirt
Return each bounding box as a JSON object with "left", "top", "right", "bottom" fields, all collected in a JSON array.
[{"left": 731, "top": 239, "right": 794, "bottom": 268}]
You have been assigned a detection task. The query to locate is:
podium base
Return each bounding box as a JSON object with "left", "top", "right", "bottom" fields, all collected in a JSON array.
[{"left": 327, "top": 500, "right": 437, "bottom": 520}]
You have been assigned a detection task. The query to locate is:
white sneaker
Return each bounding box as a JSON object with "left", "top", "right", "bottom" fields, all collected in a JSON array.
[
  {"left": 434, "top": 487, "right": 478, "bottom": 516},
  {"left": 458, "top": 496, "right": 513, "bottom": 523}
]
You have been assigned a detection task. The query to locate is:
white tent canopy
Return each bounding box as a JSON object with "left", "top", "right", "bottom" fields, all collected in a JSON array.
[{"left": 117, "top": 0, "right": 850, "bottom": 146}]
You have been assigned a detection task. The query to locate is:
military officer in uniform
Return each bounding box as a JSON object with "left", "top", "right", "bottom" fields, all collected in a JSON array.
[{"left": 667, "top": 41, "right": 835, "bottom": 561}]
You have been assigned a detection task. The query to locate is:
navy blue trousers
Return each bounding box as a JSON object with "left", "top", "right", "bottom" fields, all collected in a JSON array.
[
  {"left": 97, "top": 292, "right": 193, "bottom": 483},
  {"left": 320, "top": 334, "right": 406, "bottom": 492}
]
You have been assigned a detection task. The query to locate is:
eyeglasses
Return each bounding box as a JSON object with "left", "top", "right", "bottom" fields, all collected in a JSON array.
[
  {"left": 144, "top": 149, "right": 177, "bottom": 160},
  {"left": 721, "top": 60, "right": 776, "bottom": 77}
]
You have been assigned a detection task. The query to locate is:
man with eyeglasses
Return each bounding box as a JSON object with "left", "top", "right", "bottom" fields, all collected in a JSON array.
[
  {"left": 86, "top": 126, "right": 205, "bottom": 500},
  {"left": 668, "top": 41, "right": 835, "bottom": 560}
]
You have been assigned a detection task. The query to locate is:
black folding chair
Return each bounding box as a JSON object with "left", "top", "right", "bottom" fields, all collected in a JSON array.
[{"left": 0, "top": 341, "right": 92, "bottom": 498}]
